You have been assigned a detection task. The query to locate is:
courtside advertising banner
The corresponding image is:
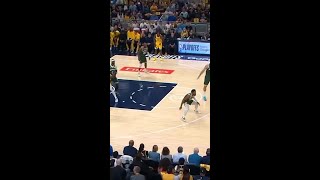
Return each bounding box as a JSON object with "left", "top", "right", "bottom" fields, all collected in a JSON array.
[{"left": 178, "top": 40, "right": 210, "bottom": 55}]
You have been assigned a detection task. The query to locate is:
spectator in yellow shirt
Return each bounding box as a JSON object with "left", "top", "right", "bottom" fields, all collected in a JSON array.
[
  {"left": 126, "top": 27, "right": 134, "bottom": 53},
  {"left": 180, "top": 28, "right": 189, "bottom": 39},
  {"left": 110, "top": 27, "right": 115, "bottom": 49},
  {"left": 113, "top": 30, "right": 120, "bottom": 53},
  {"left": 132, "top": 29, "right": 141, "bottom": 55},
  {"left": 150, "top": 2, "right": 158, "bottom": 13}
]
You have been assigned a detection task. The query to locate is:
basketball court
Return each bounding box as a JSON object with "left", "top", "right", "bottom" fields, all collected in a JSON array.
[{"left": 110, "top": 55, "right": 210, "bottom": 156}]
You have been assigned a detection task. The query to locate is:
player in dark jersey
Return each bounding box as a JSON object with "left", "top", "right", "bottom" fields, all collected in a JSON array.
[
  {"left": 197, "top": 63, "right": 210, "bottom": 101},
  {"left": 179, "top": 89, "right": 200, "bottom": 121},
  {"left": 110, "top": 59, "right": 118, "bottom": 102},
  {"left": 110, "top": 76, "right": 118, "bottom": 103},
  {"left": 137, "top": 43, "right": 149, "bottom": 77},
  {"left": 110, "top": 59, "right": 119, "bottom": 91}
]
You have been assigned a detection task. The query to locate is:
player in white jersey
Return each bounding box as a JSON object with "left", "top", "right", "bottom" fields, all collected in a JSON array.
[{"left": 179, "top": 89, "right": 200, "bottom": 121}]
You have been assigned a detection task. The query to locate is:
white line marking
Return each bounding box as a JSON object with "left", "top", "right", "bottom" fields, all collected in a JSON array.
[
  {"left": 110, "top": 113, "right": 210, "bottom": 140},
  {"left": 159, "top": 86, "right": 167, "bottom": 88},
  {"left": 122, "top": 101, "right": 125, "bottom": 102},
  {"left": 132, "top": 100, "right": 136, "bottom": 103},
  {"left": 131, "top": 92, "right": 135, "bottom": 95},
  {"left": 130, "top": 96, "right": 132, "bottom": 99},
  {"left": 137, "top": 89, "right": 143, "bottom": 91},
  {"left": 116, "top": 77, "right": 177, "bottom": 84},
  {"left": 147, "top": 87, "right": 154, "bottom": 89},
  {"left": 150, "top": 86, "right": 177, "bottom": 111},
  {"left": 139, "top": 104, "right": 146, "bottom": 106}
]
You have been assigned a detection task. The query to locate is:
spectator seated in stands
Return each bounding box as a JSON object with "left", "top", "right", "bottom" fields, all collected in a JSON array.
[
  {"left": 118, "top": 28, "right": 127, "bottom": 53},
  {"left": 188, "top": 148, "right": 202, "bottom": 166},
  {"left": 179, "top": 8, "right": 189, "bottom": 20},
  {"left": 180, "top": 28, "right": 189, "bottom": 39},
  {"left": 180, "top": 166, "right": 193, "bottom": 180},
  {"left": 161, "top": 146, "right": 173, "bottom": 162},
  {"left": 167, "top": 32, "right": 176, "bottom": 55},
  {"left": 124, "top": 11, "right": 131, "bottom": 20},
  {"left": 200, "top": 148, "right": 210, "bottom": 165},
  {"left": 110, "top": 159, "right": 127, "bottom": 180},
  {"left": 138, "top": 143, "right": 148, "bottom": 159},
  {"left": 161, "top": 165, "right": 178, "bottom": 180},
  {"left": 123, "top": 140, "right": 138, "bottom": 157},
  {"left": 173, "top": 146, "right": 188, "bottom": 164},
  {"left": 159, "top": 158, "right": 172, "bottom": 176},
  {"left": 145, "top": 32, "right": 154, "bottom": 54},
  {"left": 129, "top": 1, "right": 137, "bottom": 12},
  {"left": 174, "top": 157, "right": 185, "bottom": 176},
  {"left": 130, "top": 166, "right": 146, "bottom": 180},
  {"left": 110, "top": 151, "right": 120, "bottom": 167},
  {"left": 130, "top": 153, "right": 149, "bottom": 176},
  {"left": 150, "top": 2, "right": 158, "bottom": 13},
  {"left": 148, "top": 145, "right": 160, "bottom": 162}
]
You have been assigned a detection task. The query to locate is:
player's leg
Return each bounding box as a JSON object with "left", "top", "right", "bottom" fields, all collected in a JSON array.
[
  {"left": 153, "top": 46, "right": 158, "bottom": 61},
  {"left": 126, "top": 40, "right": 132, "bottom": 54},
  {"left": 182, "top": 103, "right": 189, "bottom": 120},
  {"left": 111, "top": 80, "right": 119, "bottom": 91},
  {"left": 159, "top": 45, "right": 163, "bottom": 61},
  {"left": 133, "top": 41, "right": 138, "bottom": 56},
  {"left": 203, "top": 76, "right": 210, "bottom": 101},
  {"left": 138, "top": 61, "right": 142, "bottom": 76},
  {"left": 191, "top": 101, "right": 200, "bottom": 113},
  {"left": 110, "top": 84, "right": 118, "bottom": 102},
  {"left": 144, "top": 62, "right": 148, "bottom": 73},
  {"left": 130, "top": 40, "right": 135, "bottom": 55},
  {"left": 159, "top": 44, "right": 163, "bottom": 56}
]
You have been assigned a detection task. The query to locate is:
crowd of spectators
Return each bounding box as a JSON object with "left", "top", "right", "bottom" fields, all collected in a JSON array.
[
  {"left": 110, "top": 0, "right": 210, "bottom": 23},
  {"left": 109, "top": 0, "right": 210, "bottom": 57},
  {"left": 110, "top": 140, "right": 211, "bottom": 180}
]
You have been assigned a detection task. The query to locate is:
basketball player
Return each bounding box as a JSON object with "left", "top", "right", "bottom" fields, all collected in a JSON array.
[
  {"left": 110, "top": 76, "right": 118, "bottom": 103},
  {"left": 197, "top": 63, "right": 210, "bottom": 101},
  {"left": 154, "top": 31, "right": 163, "bottom": 61},
  {"left": 110, "top": 59, "right": 119, "bottom": 91},
  {"left": 179, "top": 89, "right": 200, "bottom": 121},
  {"left": 137, "top": 43, "right": 149, "bottom": 76}
]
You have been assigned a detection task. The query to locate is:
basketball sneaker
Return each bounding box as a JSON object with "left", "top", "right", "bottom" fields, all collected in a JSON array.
[
  {"left": 181, "top": 116, "right": 186, "bottom": 121},
  {"left": 115, "top": 98, "right": 118, "bottom": 103},
  {"left": 203, "top": 96, "right": 207, "bottom": 101}
]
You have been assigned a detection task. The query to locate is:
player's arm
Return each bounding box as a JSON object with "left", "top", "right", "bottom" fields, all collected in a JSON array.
[
  {"left": 192, "top": 96, "right": 200, "bottom": 106},
  {"left": 179, "top": 94, "right": 190, "bottom": 110},
  {"left": 197, "top": 64, "right": 209, "bottom": 79}
]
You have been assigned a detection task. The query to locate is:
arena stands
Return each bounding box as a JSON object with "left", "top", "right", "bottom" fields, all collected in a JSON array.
[
  {"left": 110, "top": 0, "right": 210, "bottom": 57},
  {"left": 110, "top": 140, "right": 211, "bottom": 180}
]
